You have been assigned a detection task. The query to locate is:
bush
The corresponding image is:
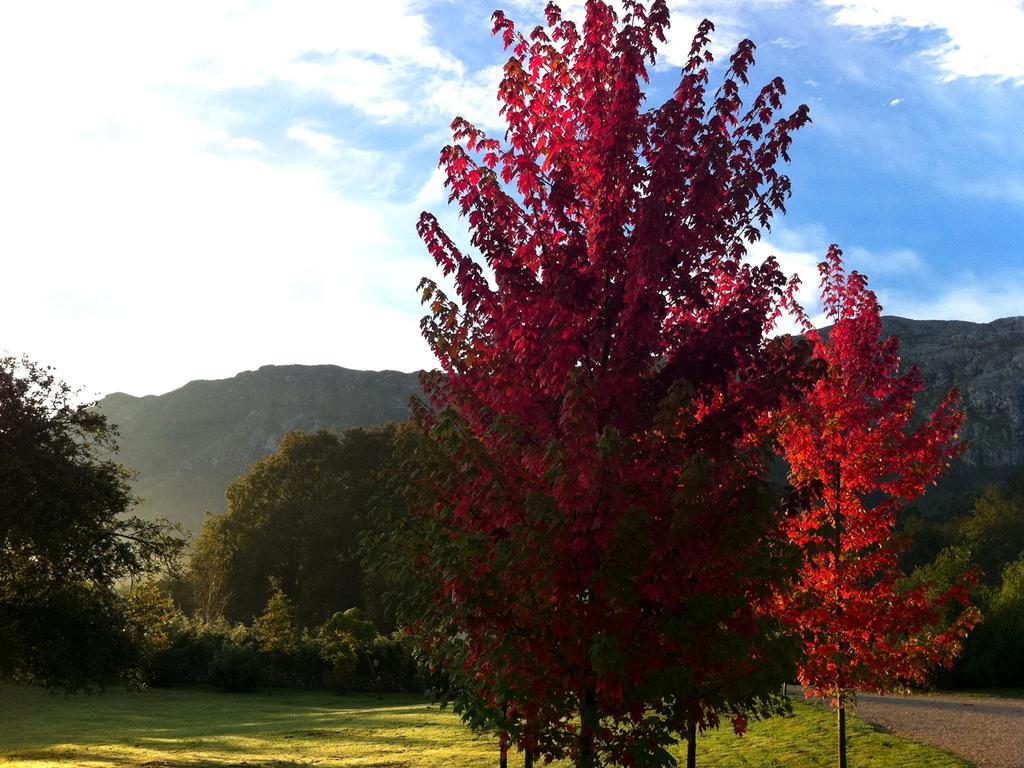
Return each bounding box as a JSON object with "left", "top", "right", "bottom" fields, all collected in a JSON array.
[
  {"left": 349, "top": 633, "right": 424, "bottom": 693},
  {"left": 937, "top": 554, "right": 1024, "bottom": 688},
  {"left": 209, "top": 641, "right": 262, "bottom": 692},
  {"left": 954, "top": 556, "right": 1024, "bottom": 687},
  {"left": 148, "top": 619, "right": 224, "bottom": 687},
  {"left": 142, "top": 613, "right": 423, "bottom": 693},
  {"left": 262, "top": 632, "right": 329, "bottom": 689}
]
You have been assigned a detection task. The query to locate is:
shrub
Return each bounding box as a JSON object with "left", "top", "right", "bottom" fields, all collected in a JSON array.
[
  {"left": 350, "top": 633, "right": 424, "bottom": 693},
  {"left": 209, "top": 641, "right": 262, "bottom": 692},
  {"left": 143, "top": 613, "right": 422, "bottom": 693}
]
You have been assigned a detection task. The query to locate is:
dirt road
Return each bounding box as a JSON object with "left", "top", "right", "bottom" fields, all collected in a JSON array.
[{"left": 854, "top": 691, "right": 1024, "bottom": 768}]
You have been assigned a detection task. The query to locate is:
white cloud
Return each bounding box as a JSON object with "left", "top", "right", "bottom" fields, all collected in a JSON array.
[
  {"left": 4, "top": 0, "right": 1020, "bottom": 400},
  {"left": 742, "top": 228, "right": 829, "bottom": 333},
  {"left": 414, "top": 166, "right": 449, "bottom": 209},
  {"left": 889, "top": 97, "right": 904, "bottom": 106},
  {"left": 287, "top": 124, "right": 342, "bottom": 157},
  {"left": 824, "top": 0, "right": 1024, "bottom": 82},
  {"left": 749, "top": 228, "right": 1023, "bottom": 329},
  {"left": 957, "top": 179, "right": 1024, "bottom": 205},
  {"left": 748, "top": 236, "right": 824, "bottom": 313},
  {"left": 0, "top": 1, "right": 503, "bottom": 130},
  {"left": 224, "top": 137, "right": 267, "bottom": 153},
  {"left": 747, "top": 230, "right": 932, "bottom": 331},
  {"left": 286, "top": 124, "right": 407, "bottom": 195},
  {"left": 0, "top": 1, "right": 481, "bottom": 397},
  {"left": 0, "top": 128, "right": 436, "bottom": 398},
  {"left": 772, "top": 36, "right": 803, "bottom": 49},
  {"left": 878, "top": 278, "right": 1024, "bottom": 322},
  {"left": 845, "top": 246, "right": 922, "bottom": 276},
  {"left": 426, "top": 65, "right": 504, "bottom": 134}
]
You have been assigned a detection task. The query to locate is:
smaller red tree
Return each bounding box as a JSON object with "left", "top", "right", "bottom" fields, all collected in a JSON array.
[{"left": 776, "top": 247, "right": 978, "bottom": 768}]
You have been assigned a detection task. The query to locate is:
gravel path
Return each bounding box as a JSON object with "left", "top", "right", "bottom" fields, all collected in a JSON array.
[{"left": 853, "top": 691, "right": 1024, "bottom": 768}]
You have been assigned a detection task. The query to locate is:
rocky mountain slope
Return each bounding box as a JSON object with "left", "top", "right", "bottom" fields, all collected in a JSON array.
[
  {"left": 99, "top": 316, "right": 1024, "bottom": 531},
  {"left": 882, "top": 316, "right": 1024, "bottom": 469},
  {"left": 98, "top": 365, "right": 421, "bottom": 532}
]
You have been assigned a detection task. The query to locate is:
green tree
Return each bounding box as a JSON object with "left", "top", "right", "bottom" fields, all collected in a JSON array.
[
  {"left": 901, "top": 545, "right": 984, "bottom": 644},
  {"left": 955, "top": 555, "right": 1024, "bottom": 686},
  {"left": 253, "top": 584, "right": 299, "bottom": 655},
  {"left": 902, "top": 471, "right": 1024, "bottom": 688},
  {"left": 0, "top": 356, "right": 184, "bottom": 690},
  {"left": 984, "top": 556, "right": 1024, "bottom": 683},
  {"left": 958, "top": 486, "right": 1024, "bottom": 585},
  {"left": 320, "top": 607, "right": 378, "bottom": 692},
  {"left": 179, "top": 514, "right": 233, "bottom": 623},
  {"left": 125, "top": 582, "right": 178, "bottom": 657},
  {"left": 188, "top": 426, "right": 399, "bottom": 626}
]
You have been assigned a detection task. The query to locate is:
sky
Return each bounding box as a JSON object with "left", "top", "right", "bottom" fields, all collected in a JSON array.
[{"left": 1, "top": 1, "right": 1022, "bottom": 398}]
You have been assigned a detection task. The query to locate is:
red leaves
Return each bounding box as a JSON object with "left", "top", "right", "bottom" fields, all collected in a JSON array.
[
  {"left": 776, "top": 250, "right": 976, "bottom": 704},
  {"left": 408, "top": 2, "right": 816, "bottom": 763}
]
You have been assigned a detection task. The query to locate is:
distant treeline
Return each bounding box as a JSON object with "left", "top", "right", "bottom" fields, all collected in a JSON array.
[
  {"left": 130, "top": 583, "right": 422, "bottom": 694},
  {"left": 164, "top": 427, "right": 403, "bottom": 630},
  {"left": 5, "top": 343, "right": 1022, "bottom": 695},
  {"left": 153, "top": 424, "right": 1024, "bottom": 692},
  {"left": 900, "top": 472, "right": 1024, "bottom": 687},
  {"left": 138, "top": 425, "right": 420, "bottom": 693}
]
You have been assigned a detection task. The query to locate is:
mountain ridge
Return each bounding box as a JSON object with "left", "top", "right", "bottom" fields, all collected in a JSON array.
[
  {"left": 99, "top": 316, "right": 1024, "bottom": 531},
  {"left": 102, "top": 362, "right": 423, "bottom": 401},
  {"left": 99, "top": 364, "right": 422, "bottom": 532}
]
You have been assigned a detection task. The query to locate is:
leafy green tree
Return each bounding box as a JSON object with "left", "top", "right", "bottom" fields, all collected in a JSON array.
[
  {"left": 124, "top": 581, "right": 179, "bottom": 672},
  {"left": 897, "top": 508, "right": 956, "bottom": 574},
  {"left": 320, "top": 607, "right": 378, "bottom": 692},
  {"left": 984, "top": 556, "right": 1024, "bottom": 682},
  {"left": 901, "top": 471, "right": 1024, "bottom": 688},
  {"left": 360, "top": 421, "right": 424, "bottom": 631},
  {"left": 165, "top": 514, "right": 234, "bottom": 623},
  {"left": 324, "top": 607, "right": 377, "bottom": 647},
  {"left": 957, "top": 486, "right": 1024, "bottom": 585},
  {"left": 208, "top": 624, "right": 263, "bottom": 692},
  {"left": 0, "top": 355, "right": 183, "bottom": 690},
  {"left": 188, "top": 426, "right": 399, "bottom": 626},
  {"left": 901, "top": 545, "right": 985, "bottom": 645},
  {"left": 253, "top": 584, "right": 299, "bottom": 655},
  {"left": 955, "top": 555, "right": 1024, "bottom": 686}
]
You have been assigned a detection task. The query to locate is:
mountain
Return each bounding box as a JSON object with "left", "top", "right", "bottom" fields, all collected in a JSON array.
[
  {"left": 849, "top": 316, "right": 1024, "bottom": 509},
  {"left": 881, "top": 316, "right": 1024, "bottom": 468},
  {"left": 98, "top": 365, "right": 421, "bottom": 532},
  {"left": 99, "top": 316, "right": 1024, "bottom": 532}
]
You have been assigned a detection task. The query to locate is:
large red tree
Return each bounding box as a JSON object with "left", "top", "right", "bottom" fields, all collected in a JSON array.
[
  {"left": 776, "top": 248, "right": 978, "bottom": 768},
  {"left": 405, "top": 2, "right": 816, "bottom": 765}
]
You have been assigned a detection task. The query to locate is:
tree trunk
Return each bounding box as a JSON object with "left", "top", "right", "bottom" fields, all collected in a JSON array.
[
  {"left": 833, "top": 469, "right": 848, "bottom": 768},
  {"left": 687, "top": 722, "right": 697, "bottom": 768},
  {"left": 500, "top": 701, "right": 509, "bottom": 768},
  {"left": 578, "top": 686, "right": 599, "bottom": 768},
  {"left": 837, "top": 703, "right": 847, "bottom": 768},
  {"left": 524, "top": 750, "right": 535, "bottom": 768}
]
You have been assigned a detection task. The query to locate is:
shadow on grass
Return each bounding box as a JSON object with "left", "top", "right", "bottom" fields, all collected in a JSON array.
[
  {"left": 6, "top": 751, "right": 417, "bottom": 768},
  {"left": 2, "top": 754, "right": 338, "bottom": 768},
  {"left": 0, "top": 686, "right": 467, "bottom": 761}
]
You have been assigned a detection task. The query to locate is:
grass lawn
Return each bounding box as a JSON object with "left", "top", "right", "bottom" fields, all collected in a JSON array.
[{"left": 0, "top": 685, "right": 970, "bottom": 767}]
